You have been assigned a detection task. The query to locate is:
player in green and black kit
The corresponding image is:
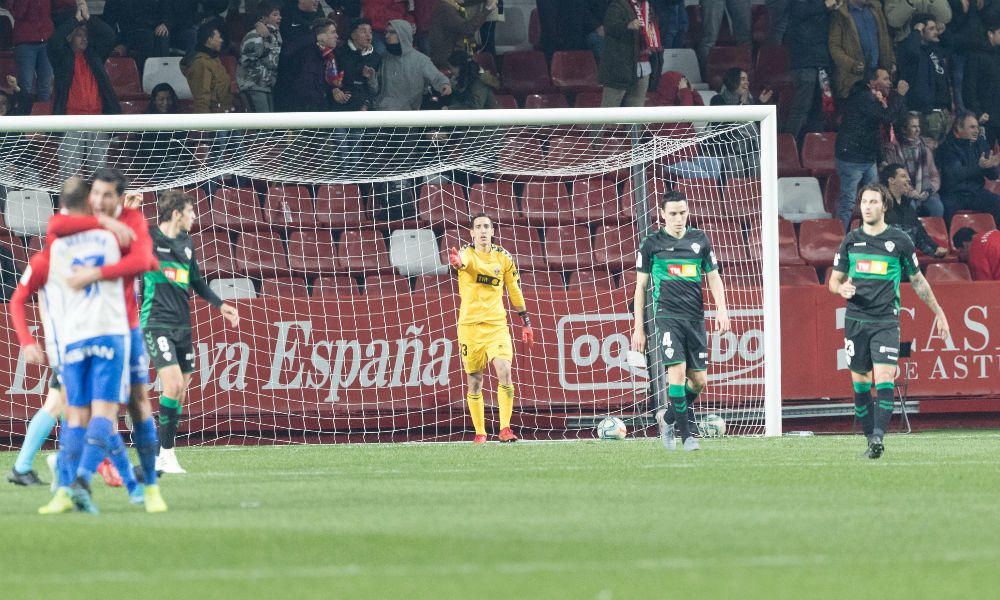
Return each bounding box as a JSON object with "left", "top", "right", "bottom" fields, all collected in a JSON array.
[
  {"left": 143, "top": 190, "right": 240, "bottom": 473},
  {"left": 631, "top": 190, "right": 731, "bottom": 452},
  {"left": 829, "top": 183, "right": 950, "bottom": 459}
]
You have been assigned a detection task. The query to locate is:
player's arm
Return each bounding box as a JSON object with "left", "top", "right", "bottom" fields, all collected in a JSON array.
[
  {"left": 631, "top": 271, "right": 650, "bottom": 352},
  {"left": 828, "top": 237, "right": 855, "bottom": 298},
  {"left": 9, "top": 254, "right": 49, "bottom": 364},
  {"left": 901, "top": 238, "right": 950, "bottom": 338},
  {"left": 65, "top": 209, "right": 156, "bottom": 289},
  {"left": 504, "top": 258, "right": 533, "bottom": 348},
  {"left": 190, "top": 258, "right": 240, "bottom": 327},
  {"left": 448, "top": 246, "right": 469, "bottom": 270},
  {"left": 46, "top": 212, "right": 135, "bottom": 248},
  {"left": 705, "top": 270, "right": 731, "bottom": 332}
]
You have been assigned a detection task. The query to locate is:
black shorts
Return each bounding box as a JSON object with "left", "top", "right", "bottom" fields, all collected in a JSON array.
[
  {"left": 144, "top": 327, "right": 196, "bottom": 374},
  {"left": 844, "top": 318, "right": 900, "bottom": 373},
  {"left": 655, "top": 318, "right": 708, "bottom": 371}
]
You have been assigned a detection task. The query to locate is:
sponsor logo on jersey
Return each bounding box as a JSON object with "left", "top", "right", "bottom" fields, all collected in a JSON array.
[
  {"left": 853, "top": 242, "right": 867, "bottom": 247},
  {"left": 163, "top": 267, "right": 190, "bottom": 284},
  {"left": 156, "top": 247, "right": 171, "bottom": 252},
  {"left": 885, "top": 241, "right": 895, "bottom": 252},
  {"left": 667, "top": 263, "right": 698, "bottom": 277},
  {"left": 475, "top": 274, "right": 501, "bottom": 286},
  {"left": 855, "top": 259, "right": 888, "bottom": 275}
]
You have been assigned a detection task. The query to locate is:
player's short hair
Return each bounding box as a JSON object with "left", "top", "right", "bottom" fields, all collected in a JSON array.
[
  {"left": 857, "top": 183, "right": 891, "bottom": 211},
  {"left": 879, "top": 163, "right": 906, "bottom": 186},
  {"left": 469, "top": 212, "right": 493, "bottom": 228},
  {"left": 92, "top": 168, "right": 128, "bottom": 196},
  {"left": 659, "top": 190, "right": 687, "bottom": 209},
  {"left": 311, "top": 17, "right": 336, "bottom": 36},
  {"left": 257, "top": 0, "right": 282, "bottom": 20},
  {"left": 157, "top": 189, "right": 193, "bottom": 223},
  {"left": 953, "top": 227, "right": 977, "bottom": 249},
  {"left": 953, "top": 110, "right": 977, "bottom": 133},
  {"left": 59, "top": 177, "right": 90, "bottom": 211}
]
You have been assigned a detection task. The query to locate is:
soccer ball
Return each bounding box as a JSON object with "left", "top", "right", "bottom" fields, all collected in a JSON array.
[
  {"left": 597, "top": 417, "right": 627, "bottom": 440},
  {"left": 701, "top": 414, "right": 727, "bottom": 438}
]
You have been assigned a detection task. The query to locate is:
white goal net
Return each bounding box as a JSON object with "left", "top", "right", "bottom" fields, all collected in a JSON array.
[{"left": 0, "top": 107, "right": 780, "bottom": 445}]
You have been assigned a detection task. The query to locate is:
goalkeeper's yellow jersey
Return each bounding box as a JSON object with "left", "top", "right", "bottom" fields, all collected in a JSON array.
[{"left": 456, "top": 244, "right": 526, "bottom": 326}]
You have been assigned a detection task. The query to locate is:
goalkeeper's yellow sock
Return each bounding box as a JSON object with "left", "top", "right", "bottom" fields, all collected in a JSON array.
[
  {"left": 467, "top": 393, "right": 486, "bottom": 436},
  {"left": 498, "top": 384, "right": 514, "bottom": 430}
]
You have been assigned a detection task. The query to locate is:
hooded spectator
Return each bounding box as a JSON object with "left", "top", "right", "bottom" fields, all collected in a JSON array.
[{"left": 374, "top": 19, "right": 451, "bottom": 111}]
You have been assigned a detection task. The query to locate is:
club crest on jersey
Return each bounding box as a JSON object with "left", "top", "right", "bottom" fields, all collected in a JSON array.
[
  {"left": 493, "top": 266, "right": 501, "bottom": 277},
  {"left": 185, "top": 247, "right": 192, "bottom": 259},
  {"left": 691, "top": 242, "right": 701, "bottom": 254},
  {"left": 667, "top": 263, "right": 698, "bottom": 277},
  {"left": 855, "top": 259, "right": 888, "bottom": 275},
  {"left": 885, "top": 241, "right": 895, "bottom": 252},
  {"left": 664, "top": 348, "right": 674, "bottom": 358}
]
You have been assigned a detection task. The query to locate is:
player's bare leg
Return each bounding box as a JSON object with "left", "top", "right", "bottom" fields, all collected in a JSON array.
[
  {"left": 466, "top": 371, "right": 487, "bottom": 444},
  {"left": 156, "top": 367, "right": 190, "bottom": 474},
  {"left": 686, "top": 369, "right": 707, "bottom": 437},
  {"left": 493, "top": 358, "right": 518, "bottom": 442},
  {"left": 10, "top": 385, "right": 64, "bottom": 487}
]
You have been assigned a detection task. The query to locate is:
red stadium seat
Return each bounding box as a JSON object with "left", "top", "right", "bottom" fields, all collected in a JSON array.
[
  {"left": 475, "top": 52, "right": 498, "bottom": 76},
  {"left": 518, "top": 271, "right": 564, "bottom": 290},
  {"left": 203, "top": 187, "right": 263, "bottom": 231},
  {"left": 523, "top": 93, "right": 569, "bottom": 109},
  {"left": 720, "top": 177, "right": 761, "bottom": 217},
  {"left": 674, "top": 177, "right": 720, "bottom": 206},
  {"left": 259, "top": 277, "right": 310, "bottom": 298},
  {"left": 550, "top": 50, "right": 600, "bottom": 94},
  {"left": 925, "top": 262, "right": 973, "bottom": 282},
  {"left": 801, "top": 132, "right": 837, "bottom": 178},
  {"left": 529, "top": 8, "right": 541, "bottom": 49},
  {"left": 499, "top": 134, "right": 544, "bottom": 174},
  {"left": 417, "top": 183, "right": 468, "bottom": 229},
  {"left": 621, "top": 176, "right": 668, "bottom": 230},
  {"left": 287, "top": 231, "right": 337, "bottom": 275},
  {"left": 104, "top": 57, "right": 146, "bottom": 100},
  {"left": 192, "top": 232, "right": 235, "bottom": 276},
  {"left": 706, "top": 46, "right": 753, "bottom": 91},
  {"left": 746, "top": 218, "right": 804, "bottom": 265},
  {"left": 30, "top": 101, "right": 52, "bottom": 115},
  {"left": 949, "top": 213, "right": 998, "bottom": 249},
  {"left": 467, "top": 181, "right": 521, "bottom": 224},
  {"left": 543, "top": 225, "right": 594, "bottom": 270},
  {"left": 566, "top": 269, "right": 615, "bottom": 290},
  {"left": 119, "top": 99, "right": 147, "bottom": 114},
  {"left": 439, "top": 228, "right": 467, "bottom": 264},
  {"left": 495, "top": 226, "right": 547, "bottom": 270},
  {"left": 593, "top": 225, "right": 638, "bottom": 270},
  {"left": 232, "top": 232, "right": 289, "bottom": 278},
  {"left": 316, "top": 184, "right": 370, "bottom": 229},
  {"left": 500, "top": 50, "right": 553, "bottom": 98},
  {"left": 918, "top": 216, "right": 950, "bottom": 255},
  {"left": 546, "top": 133, "right": 593, "bottom": 169},
  {"left": 571, "top": 178, "right": 621, "bottom": 223},
  {"left": 777, "top": 133, "right": 810, "bottom": 178},
  {"left": 521, "top": 181, "right": 572, "bottom": 226},
  {"left": 573, "top": 91, "right": 603, "bottom": 108},
  {"left": 336, "top": 229, "right": 390, "bottom": 273},
  {"left": 822, "top": 172, "right": 840, "bottom": 215},
  {"left": 412, "top": 274, "right": 457, "bottom": 295},
  {"left": 312, "top": 275, "right": 360, "bottom": 296},
  {"left": 263, "top": 184, "right": 316, "bottom": 228},
  {"left": 798, "top": 218, "right": 844, "bottom": 268},
  {"left": 779, "top": 265, "right": 820, "bottom": 285},
  {"left": 363, "top": 274, "right": 412, "bottom": 296},
  {"left": 495, "top": 94, "right": 518, "bottom": 109},
  {"left": 754, "top": 45, "right": 791, "bottom": 86}
]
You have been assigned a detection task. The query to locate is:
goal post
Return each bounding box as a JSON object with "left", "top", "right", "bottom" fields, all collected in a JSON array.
[{"left": 0, "top": 106, "right": 781, "bottom": 443}]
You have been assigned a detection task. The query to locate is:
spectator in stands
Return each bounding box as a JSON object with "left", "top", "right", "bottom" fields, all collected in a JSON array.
[
  {"left": 8, "top": 0, "right": 54, "bottom": 103},
  {"left": 363, "top": 0, "right": 414, "bottom": 55},
  {"left": 48, "top": 7, "right": 120, "bottom": 179},
  {"left": 829, "top": 0, "right": 895, "bottom": 99},
  {"left": 443, "top": 50, "right": 497, "bottom": 109},
  {"left": 939, "top": 0, "right": 985, "bottom": 111},
  {"left": 182, "top": 23, "right": 232, "bottom": 114},
  {"left": 657, "top": 71, "right": 702, "bottom": 106},
  {"left": 709, "top": 67, "right": 772, "bottom": 178},
  {"left": 281, "top": 17, "right": 342, "bottom": 111},
  {"left": 696, "top": 0, "right": 751, "bottom": 68},
  {"left": 953, "top": 226, "right": 1000, "bottom": 280},
  {"left": 896, "top": 14, "right": 953, "bottom": 142},
  {"left": 599, "top": 0, "right": 659, "bottom": 108},
  {"left": 0, "top": 76, "right": 34, "bottom": 117},
  {"left": 936, "top": 111, "right": 1000, "bottom": 225},
  {"left": 884, "top": 0, "right": 951, "bottom": 43},
  {"left": 335, "top": 17, "right": 381, "bottom": 111},
  {"left": 963, "top": 19, "right": 1000, "bottom": 148},
  {"left": 374, "top": 19, "right": 451, "bottom": 110},
  {"left": 237, "top": 1, "right": 284, "bottom": 112},
  {"left": 653, "top": 0, "right": 687, "bottom": 50},
  {"left": 276, "top": 0, "right": 328, "bottom": 110},
  {"left": 167, "top": 1, "right": 228, "bottom": 55},
  {"left": 881, "top": 162, "right": 949, "bottom": 257},
  {"left": 834, "top": 67, "right": 908, "bottom": 230},
  {"left": 146, "top": 81, "right": 179, "bottom": 113},
  {"left": 103, "top": 0, "right": 172, "bottom": 75},
  {"left": 883, "top": 111, "right": 944, "bottom": 216},
  {"left": 52, "top": 0, "right": 81, "bottom": 26},
  {"left": 428, "top": 0, "right": 497, "bottom": 70},
  {"left": 784, "top": 0, "right": 839, "bottom": 140},
  {"left": 536, "top": 0, "right": 609, "bottom": 59}
]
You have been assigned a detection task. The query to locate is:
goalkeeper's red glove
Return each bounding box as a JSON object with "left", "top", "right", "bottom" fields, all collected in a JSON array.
[
  {"left": 522, "top": 325, "right": 534, "bottom": 349},
  {"left": 448, "top": 246, "right": 463, "bottom": 269}
]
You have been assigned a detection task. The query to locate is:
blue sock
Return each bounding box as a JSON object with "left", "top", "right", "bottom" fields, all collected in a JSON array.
[
  {"left": 61, "top": 426, "right": 86, "bottom": 488},
  {"left": 77, "top": 416, "right": 114, "bottom": 484},
  {"left": 14, "top": 410, "right": 58, "bottom": 474},
  {"left": 106, "top": 431, "right": 139, "bottom": 493},
  {"left": 133, "top": 417, "right": 159, "bottom": 486}
]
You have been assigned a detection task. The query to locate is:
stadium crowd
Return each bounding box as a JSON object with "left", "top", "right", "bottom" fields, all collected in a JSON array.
[{"left": 0, "top": 0, "right": 999, "bottom": 283}]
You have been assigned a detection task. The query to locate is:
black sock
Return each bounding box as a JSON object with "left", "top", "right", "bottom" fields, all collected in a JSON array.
[
  {"left": 853, "top": 382, "right": 874, "bottom": 437},
  {"left": 158, "top": 406, "right": 180, "bottom": 450},
  {"left": 669, "top": 384, "right": 691, "bottom": 440},
  {"left": 873, "top": 383, "right": 895, "bottom": 438}
]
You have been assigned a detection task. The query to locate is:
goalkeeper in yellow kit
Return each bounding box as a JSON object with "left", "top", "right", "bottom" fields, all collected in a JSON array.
[{"left": 449, "top": 213, "right": 535, "bottom": 444}]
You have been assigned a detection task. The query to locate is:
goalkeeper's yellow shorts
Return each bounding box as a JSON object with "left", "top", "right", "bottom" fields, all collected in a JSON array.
[{"left": 457, "top": 323, "right": 513, "bottom": 374}]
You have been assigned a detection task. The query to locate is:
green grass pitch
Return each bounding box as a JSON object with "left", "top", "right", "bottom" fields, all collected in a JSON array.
[{"left": 2, "top": 432, "right": 1000, "bottom": 599}]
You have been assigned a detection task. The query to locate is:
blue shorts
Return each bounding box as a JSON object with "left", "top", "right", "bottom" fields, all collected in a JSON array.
[
  {"left": 130, "top": 327, "right": 150, "bottom": 386},
  {"left": 60, "top": 334, "right": 129, "bottom": 407}
]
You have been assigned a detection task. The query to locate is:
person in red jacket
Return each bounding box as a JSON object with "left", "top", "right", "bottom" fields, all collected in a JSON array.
[
  {"left": 8, "top": 0, "right": 54, "bottom": 102},
  {"left": 953, "top": 227, "right": 1000, "bottom": 281}
]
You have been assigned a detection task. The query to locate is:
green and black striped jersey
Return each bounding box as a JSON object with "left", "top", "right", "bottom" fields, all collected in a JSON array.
[
  {"left": 636, "top": 227, "right": 718, "bottom": 321},
  {"left": 140, "top": 227, "right": 223, "bottom": 330},
  {"left": 833, "top": 225, "right": 919, "bottom": 323}
]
